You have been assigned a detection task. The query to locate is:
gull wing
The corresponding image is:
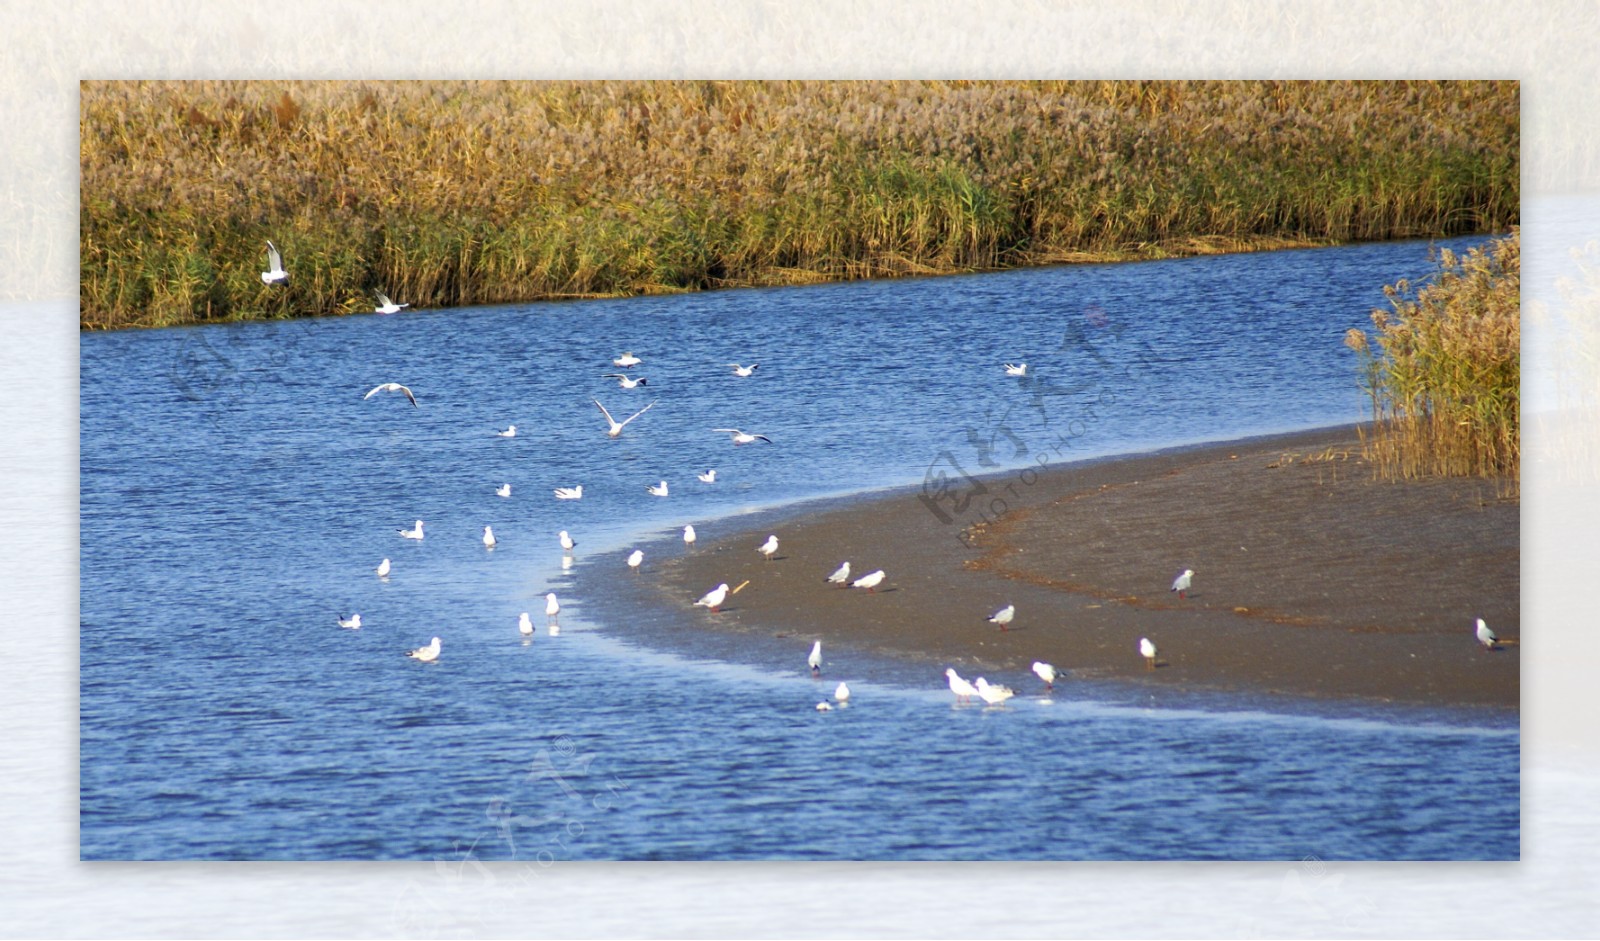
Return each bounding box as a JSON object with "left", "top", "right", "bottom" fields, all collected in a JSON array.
[
  {"left": 592, "top": 398, "right": 617, "bottom": 426},
  {"left": 266, "top": 240, "right": 283, "bottom": 269}
]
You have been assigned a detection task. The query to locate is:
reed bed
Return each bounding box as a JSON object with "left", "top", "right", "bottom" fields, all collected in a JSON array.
[
  {"left": 80, "top": 80, "right": 1519, "bottom": 330},
  {"left": 1345, "top": 228, "right": 1520, "bottom": 486}
]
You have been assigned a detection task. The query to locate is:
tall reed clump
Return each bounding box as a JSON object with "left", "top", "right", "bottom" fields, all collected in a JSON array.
[
  {"left": 1344, "top": 228, "right": 1519, "bottom": 486},
  {"left": 81, "top": 80, "right": 1520, "bottom": 330}
]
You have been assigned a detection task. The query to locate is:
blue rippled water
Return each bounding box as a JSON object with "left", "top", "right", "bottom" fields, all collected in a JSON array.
[{"left": 80, "top": 234, "right": 1517, "bottom": 860}]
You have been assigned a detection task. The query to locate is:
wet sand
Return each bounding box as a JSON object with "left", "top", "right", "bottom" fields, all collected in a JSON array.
[{"left": 612, "top": 426, "right": 1519, "bottom": 710}]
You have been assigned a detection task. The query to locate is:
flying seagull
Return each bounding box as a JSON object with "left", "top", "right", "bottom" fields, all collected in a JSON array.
[
  {"left": 594, "top": 398, "right": 657, "bottom": 438},
  {"left": 364, "top": 383, "right": 418, "bottom": 407},
  {"left": 728, "top": 363, "right": 759, "bottom": 377},
  {"left": 373, "top": 290, "right": 409, "bottom": 314},
  {"left": 603, "top": 374, "right": 648, "bottom": 389},
  {"left": 261, "top": 240, "right": 288, "bottom": 285},
  {"left": 712, "top": 428, "right": 773, "bottom": 445},
  {"left": 613, "top": 352, "right": 642, "bottom": 368}
]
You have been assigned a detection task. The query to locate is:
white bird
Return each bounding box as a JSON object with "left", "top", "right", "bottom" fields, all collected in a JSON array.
[
  {"left": 519, "top": 612, "right": 534, "bottom": 636},
  {"left": 496, "top": 425, "right": 517, "bottom": 438},
  {"left": 627, "top": 549, "right": 644, "bottom": 573},
  {"left": 698, "top": 469, "right": 717, "bottom": 483},
  {"left": 694, "top": 583, "right": 730, "bottom": 613},
  {"left": 398, "top": 520, "right": 425, "bottom": 540},
  {"left": 825, "top": 561, "right": 851, "bottom": 586},
  {"left": 483, "top": 525, "right": 497, "bottom": 549},
  {"left": 373, "top": 289, "right": 409, "bottom": 314},
  {"left": 602, "top": 374, "right": 648, "bottom": 389},
  {"left": 594, "top": 398, "right": 657, "bottom": 438},
  {"left": 974, "top": 677, "right": 1015, "bottom": 706},
  {"left": 712, "top": 427, "right": 773, "bottom": 445},
  {"left": 613, "top": 352, "right": 642, "bottom": 368},
  {"left": 1171, "top": 569, "right": 1193, "bottom": 598},
  {"left": 946, "top": 668, "right": 978, "bottom": 702},
  {"left": 987, "top": 604, "right": 1015, "bottom": 631},
  {"left": 1003, "top": 363, "right": 1028, "bottom": 377},
  {"left": 647, "top": 480, "right": 669, "bottom": 497},
  {"left": 559, "top": 531, "right": 577, "bottom": 552},
  {"left": 728, "top": 363, "right": 758, "bottom": 377},
  {"left": 683, "top": 524, "right": 697, "bottom": 547},
  {"left": 808, "top": 641, "right": 823, "bottom": 675},
  {"left": 337, "top": 613, "right": 362, "bottom": 630},
  {"left": 852, "top": 570, "right": 886, "bottom": 592},
  {"left": 757, "top": 534, "right": 779, "bottom": 561},
  {"left": 1032, "top": 661, "right": 1059, "bottom": 690},
  {"left": 834, "top": 682, "right": 851, "bottom": 704},
  {"left": 260, "top": 240, "right": 288, "bottom": 285},
  {"left": 1140, "top": 637, "right": 1158, "bottom": 669},
  {"left": 816, "top": 702, "right": 833, "bottom": 712},
  {"left": 545, "top": 592, "right": 561, "bottom": 620},
  {"left": 406, "top": 637, "right": 441, "bottom": 662},
  {"left": 553, "top": 485, "right": 584, "bottom": 500},
  {"left": 496, "top": 483, "right": 512, "bottom": 498},
  {"left": 363, "top": 382, "right": 418, "bottom": 407},
  {"left": 1475, "top": 618, "right": 1499, "bottom": 650},
  {"left": 375, "top": 558, "right": 391, "bottom": 578}
]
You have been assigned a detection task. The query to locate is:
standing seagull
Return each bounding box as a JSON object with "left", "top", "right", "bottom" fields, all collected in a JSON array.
[
  {"left": 946, "top": 668, "right": 978, "bottom": 702},
  {"left": 683, "top": 525, "right": 697, "bottom": 548},
  {"left": 712, "top": 428, "right": 773, "bottom": 445},
  {"left": 398, "top": 520, "right": 425, "bottom": 540},
  {"left": 808, "top": 641, "right": 823, "bottom": 676},
  {"left": 519, "top": 612, "right": 534, "bottom": 637},
  {"left": 694, "top": 583, "right": 730, "bottom": 613},
  {"left": 835, "top": 682, "right": 851, "bottom": 704},
  {"left": 1171, "top": 569, "right": 1193, "bottom": 599},
  {"left": 1032, "top": 661, "right": 1059, "bottom": 691},
  {"left": 337, "top": 613, "right": 362, "bottom": 630},
  {"left": 1003, "top": 363, "right": 1028, "bottom": 377},
  {"left": 1140, "top": 637, "right": 1158, "bottom": 670},
  {"left": 375, "top": 558, "right": 391, "bottom": 578},
  {"left": 698, "top": 469, "right": 717, "bottom": 483},
  {"left": 496, "top": 483, "right": 512, "bottom": 498},
  {"left": 825, "top": 561, "right": 851, "bottom": 587},
  {"left": 602, "top": 374, "right": 648, "bottom": 389},
  {"left": 852, "top": 570, "right": 886, "bottom": 593},
  {"left": 613, "top": 352, "right": 642, "bottom": 368},
  {"left": 373, "top": 290, "right": 409, "bottom": 314},
  {"left": 545, "top": 592, "right": 561, "bottom": 622},
  {"left": 627, "top": 549, "right": 644, "bottom": 573},
  {"left": 647, "top": 480, "right": 669, "bottom": 497},
  {"left": 406, "top": 637, "right": 442, "bottom": 662},
  {"left": 728, "top": 363, "right": 759, "bottom": 377},
  {"left": 757, "top": 535, "right": 779, "bottom": 561},
  {"left": 1475, "top": 618, "right": 1499, "bottom": 651},
  {"left": 974, "top": 677, "right": 1015, "bottom": 706},
  {"left": 594, "top": 398, "right": 657, "bottom": 438},
  {"left": 261, "top": 240, "right": 288, "bottom": 285},
  {"left": 483, "top": 526, "right": 497, "bottom": 549},
  {"left": 363, "top": 383, "right": 418, "bottom": 407},
  {"left": 559, "top": 530, "right": 577, "bottom": 553},
  {"left": 987, "top": 604, "right": 1015, "bottom": 631}
]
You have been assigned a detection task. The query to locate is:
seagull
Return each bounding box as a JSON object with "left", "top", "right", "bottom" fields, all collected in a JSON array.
[
  {"left": 683, "top": 524, "right": 697, "bottom": 547},
  {"left": 553, "top": 486, "right": 583, "bottom": 500},
  {"left": 808, "top": 641, "right": 823, "bottom": 675},
  {"left": 373, "top": 290, "right": 409, "bottom": 314},
  {"left": 613, "top": 352, "right": 642, "bottom": 368},
  {"left": 363, "top": 382, "right": 418, "bottom": 407},
  {"left": 602, "top": 374, "right": 648, "bottom": 389},
  {"left": 835, "top": 682, "right": 851, "bottom": 704},
  {"left": 1140, "top": 637, "right": 1158, "bottom": 669},
  {"left": 398, "top": 520, "right": 425, "bottom": 540},
  {"left": 757, "top": 535, "right": 779, "bottom": 561},
  {"left": 698, "top": 469, "right": 717, "bottom": 483},
  {"left": 545, "top": 592, "right": 561, "bottom": 621},
  {"left": 974, "top": 677, "right": 1015, "bottom": 706},
  {"left": 261, "top": 240, "right": 288, "bottom": 285},
  {"left": 482, "top": 525, "right": 497, "bottom": 549},
  {"left": 1475, "top": 618, "right": 1499, "bottom": 650},
  {"left": 337, "top": 613, "right": 362, "bottom": 630},
  {"left": 519, "top": 612, "right": 534, "bottom": 636},
  {"left": 825, "top": 561, "right": 851, "bottom": 586},
  {"left": 728, "top": 363, "right": 759, "bottom": 377},
  {"left": 1032, "top": 661, "right": 1059, "bottom": 690},
  {"left": 647, "top": 480, "right": 669, "bottom": 497},
  {"left": 559, "top": 531, "right": 577, "bottom": 552},
  {"left": 816, "top": 702, "right": 833, "bottom": 712},
  {"left": 852, "top": 570, "right": 886, "bottom": 592},
  {"left": 1003, "top": 363, "right": 1028, "bottom": 377},
  {"left": 946, "top": 668, "right": 978, "bottom": 702},
  {"left": 375, "top": 558, "right": 391, "bottom": 578},
  {"left": 1171, "top": 569, "right": 1193, "bottom": 599},
  {"left": 987, "top": 604, "right": 1015, "bottom": 631},
  {"left": 406, "top": 637, "right": 441, "bottom": 662},
  {"left": 594, "top": 398, "right": 657, "bottom": 438},
  {"left": 496, "top": 483, "right": 512, "bottom": 498},
  {"left": 712, "top": 428, "right": 773, "bottom": 445},
  {"left": 694, "top": 583, "right": 730, "bottom": 613},
  {"left": 627, "top": 549, "right": 644, "bottom": 573},
  {"left": 496, "top": 425, "right": 517, "bottom": 438}
]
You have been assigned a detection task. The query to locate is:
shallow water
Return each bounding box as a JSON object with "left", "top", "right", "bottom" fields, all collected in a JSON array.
[{"left": 80, "top": 234, "right": 1517, "bottom": 860}]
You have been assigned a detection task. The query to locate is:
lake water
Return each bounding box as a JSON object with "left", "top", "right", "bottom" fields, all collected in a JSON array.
[{"left": 79, "top": 235, "right": 1518, "bottom": 861}]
